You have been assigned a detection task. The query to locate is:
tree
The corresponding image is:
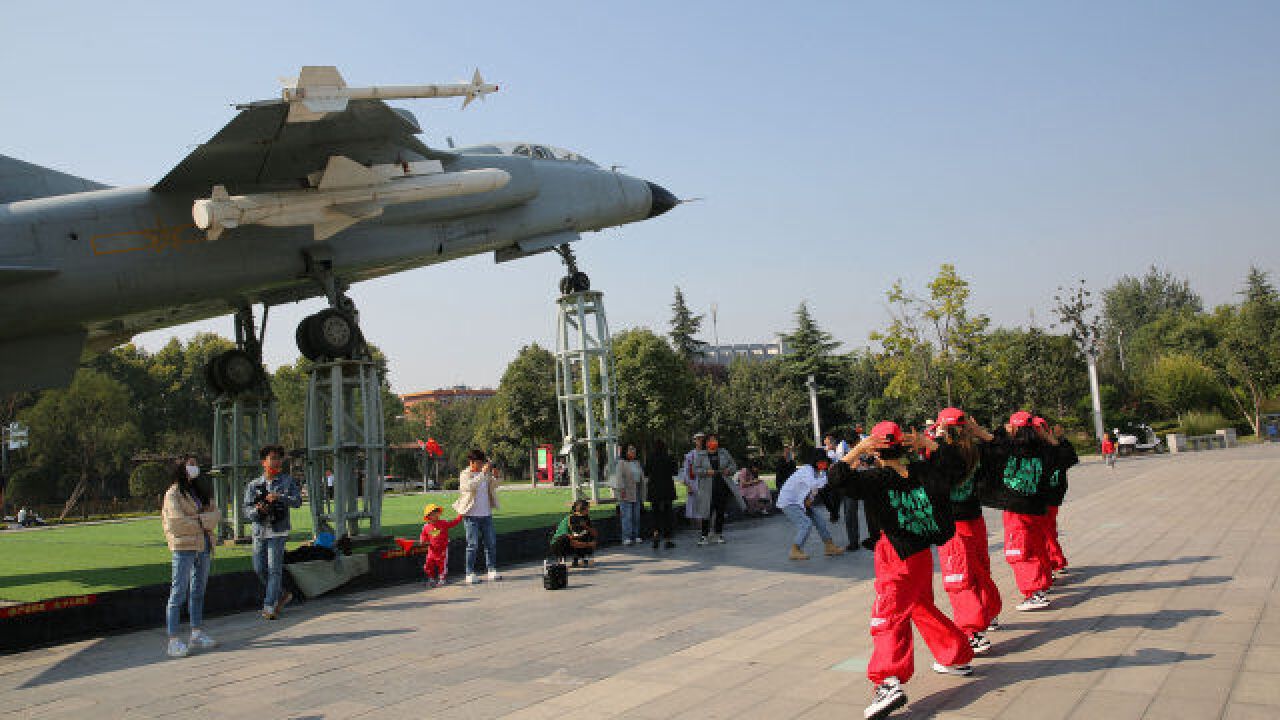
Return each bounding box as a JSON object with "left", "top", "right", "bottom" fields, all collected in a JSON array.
[
  {"left": 668, "top": 287, "right": 705, "bottom": 361},
  {"left": 779, "top": 302, "right": 849, "bottom": 431},
  {"left": 725, "top": 358, "right": 809, "bottom": 453},
  {"left": 922, "top": 264, "right": 990, "bottom": 406},
  {"left": 488, "top": 344, "right": 558, "bottom": 479},
  {"left": 19, "top": 369, "right": 143, "bottom": 519},
  {"left": 1215, "top": 267, "right": 1280, "bottom": 433},
  {"left": 613, "top": 328, "right": 698, "bottom": 449},
  {"left": 1101, "top": 266, "right": 1202, "bottom": 372},
  {"left": 128, "top": 462, "right": 171, "bottom": 507},
  {"left": 1143, "top": 354, "right": 1220, "bottom": 418}
]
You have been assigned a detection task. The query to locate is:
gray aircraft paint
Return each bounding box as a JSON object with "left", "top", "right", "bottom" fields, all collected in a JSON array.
[{"left": 0, "top": 95, "right": 673, "bottom": 394}]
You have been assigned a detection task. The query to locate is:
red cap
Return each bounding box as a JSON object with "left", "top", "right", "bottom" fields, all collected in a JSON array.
[
  {"left": 1009, "top": 411, "right": 1033, "bottom": 428},
  {"left": 936, "top": 407, "right": 966, "bottom": 427},
  {"left": 1032, "top": 416, "right": 1048, "bottom": 429},
  {"left": 871, "top": 421, "right": 904, "bottom": 444}
]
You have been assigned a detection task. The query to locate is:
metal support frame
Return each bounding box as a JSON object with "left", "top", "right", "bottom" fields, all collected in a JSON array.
[
  {"left": 210, "top": 305, "right": 278, "bottom": 541},
  {"left": 299, "top": 255, "right": 387, "bottom": 539},
  {"left": 554, "top": 290, "right": 619, "bottom": 502},
  {"left": 302, "top": 358, "right": 386, "bottom": 539}
]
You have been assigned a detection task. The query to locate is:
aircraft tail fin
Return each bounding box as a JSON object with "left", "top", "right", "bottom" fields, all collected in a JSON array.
[
  {"left": 0, "top": 152, "right": 108, "bottom": 203},
  {"left": 0, "top": 154, "right": 109, "bottom": 204}
]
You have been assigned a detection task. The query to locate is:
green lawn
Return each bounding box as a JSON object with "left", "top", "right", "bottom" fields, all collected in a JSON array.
[{"left": 0, "top": 489, "right": 622, "bottom": 603}]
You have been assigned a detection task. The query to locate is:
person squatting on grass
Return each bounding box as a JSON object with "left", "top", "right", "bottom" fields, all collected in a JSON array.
[
  {"left": 162, "top": 456, "right": 220, "bottom": 658},
  {"left": 244, "top": 444, "right": 303, "bottom": 620},
  {"left": 453, "top": 448, "right": 502, "bottom": 585},
  {"left": 418, "top": 503, "right": 463, "bottom": 586},
  {"left": 931, "top": 409, "right": 1003, "bottom": 656},
  {"left": 827, "top": 422, "right": 974, "bottom": 720},
  {"left": 776, "top": 447, "right": 845, "bottom": 560}
]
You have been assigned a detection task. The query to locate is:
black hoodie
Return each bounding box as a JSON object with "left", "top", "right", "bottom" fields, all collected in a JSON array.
[
  {"left": 827, "top": 445, "right": 964, "bottom": 561},
  {"left": 977, "top": 427, "right": 1061, "bottom": 515},
  {"left": 1044, "top": 440, "right": 1079, "bottom": 507}
]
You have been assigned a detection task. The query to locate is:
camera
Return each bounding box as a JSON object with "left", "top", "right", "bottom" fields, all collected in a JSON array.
[{"left": 252, "top": 485, "right": 288, "bottom": 525}]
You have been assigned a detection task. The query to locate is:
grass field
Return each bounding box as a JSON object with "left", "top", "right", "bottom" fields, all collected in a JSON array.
[{"left": 0, "top": 488, "right": 636, "bottom": 603}]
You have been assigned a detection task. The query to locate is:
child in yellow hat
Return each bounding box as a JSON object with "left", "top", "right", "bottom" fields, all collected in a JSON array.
[{"left": 420, "top": 504, "right": 463, "bottom": 586}]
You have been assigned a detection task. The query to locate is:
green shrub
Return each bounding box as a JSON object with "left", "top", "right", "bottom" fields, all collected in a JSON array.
[
  {"left": 128, "top": 463, "right": 171, "bottom": 506},
  {"left": 4, "top": 467, "right": 52, "bottom": 506},
  {"left": 1179, "top": 411, "right": 1232, "bottom": 437},
  {"left": 444, "top": 478, "right": 460, "bottom": 491}
]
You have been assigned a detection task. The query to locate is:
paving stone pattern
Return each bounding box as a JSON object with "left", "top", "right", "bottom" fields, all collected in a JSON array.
[{"left": 2, "top": 445, "right": 1279, "bottom": 719}]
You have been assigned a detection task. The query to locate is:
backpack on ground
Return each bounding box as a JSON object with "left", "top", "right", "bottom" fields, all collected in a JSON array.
[{"left": 542, "top": 558, "right": 568, "bottom": 590}]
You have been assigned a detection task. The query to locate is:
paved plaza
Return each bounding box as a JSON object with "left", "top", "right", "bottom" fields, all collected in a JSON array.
[{"left": 2, "top": 444, "right": 1279, "bottom": 719}]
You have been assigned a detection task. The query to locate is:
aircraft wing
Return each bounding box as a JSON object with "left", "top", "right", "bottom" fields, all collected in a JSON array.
[{"left": 152, "top": 99, "right": 443, "bottom": 195}]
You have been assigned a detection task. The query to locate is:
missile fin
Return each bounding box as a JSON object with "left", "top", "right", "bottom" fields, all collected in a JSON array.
[
  {"left": 296, "top": 66, "right": 346, "bottom": 89},
  {"left": 313, "top": 214, "right": 362, "bottom": 241},
  {"left": 317, "top": 156, "right": 378, "bottom": 191}
]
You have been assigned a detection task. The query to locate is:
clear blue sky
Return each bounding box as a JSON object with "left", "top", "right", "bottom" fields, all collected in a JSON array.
[{"left": 3, "top": 2, "right": 1276, "bottom": 393}]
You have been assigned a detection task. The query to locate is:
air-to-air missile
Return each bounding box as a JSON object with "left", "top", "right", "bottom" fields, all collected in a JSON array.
[
  {"left": 192, "top": 155, "right": 511, "bottom": 241},
  {"left": 279, "top": 66, "right": 498, "bottom": 122}
]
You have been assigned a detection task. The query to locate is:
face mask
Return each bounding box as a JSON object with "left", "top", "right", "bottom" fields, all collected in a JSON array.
[
  {"left": 706, "top": 441, "right": 719, "bottom": 452},
  {"left": 263, "top": 459, "right": 281, "bottom": 477},
  {"left": 185, "top": 465, "right": 200, "bottom": 479}
]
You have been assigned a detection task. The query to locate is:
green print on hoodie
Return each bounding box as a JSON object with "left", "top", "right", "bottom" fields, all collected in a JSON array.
[
  {"left": 887, "top": 486, "right": 941, "bottom": 536},
  {"left": 950, "top": 463, "right": 980, "bottom": 502},
  {"left": 1003, "top": 456, "right": 1043, "bottom": 495}
]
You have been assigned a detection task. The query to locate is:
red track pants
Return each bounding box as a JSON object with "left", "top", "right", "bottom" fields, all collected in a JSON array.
[
  {"left": 939, "top": 517, "right": 1003, "bottom": 636},
  {"left": 1003, "top": 511, "right": 1051, "bottom": 597},
  {"left": 423, "top": 548, "right": 448, "bottom": 581},
  {"left": 1045, "top": 505, "right": 1067, "bottom": 571},
  {"left": 867, "top": 536, "right": 973, "bottom": 685}
]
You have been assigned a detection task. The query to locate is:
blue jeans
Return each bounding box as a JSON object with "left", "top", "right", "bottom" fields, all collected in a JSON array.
[
  {"left": 166, "top": 551, "right": 211, "bottom": 636},
  {"left": 463, "top": 515, "right": 497, "bottom": 575},
  {"left": 252, "top": 536, "right": 287, "bottom": 610},
  {"left": 619, "top": 500, "right": 641, "bottom": 541},
  {"left": 781, "top": 504, "right": 833, "bottom": 547}
]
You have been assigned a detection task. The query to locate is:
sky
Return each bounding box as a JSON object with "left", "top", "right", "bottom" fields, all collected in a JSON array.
[{"left": 3, "top": 2, "right": 1277, "bottom": 394}]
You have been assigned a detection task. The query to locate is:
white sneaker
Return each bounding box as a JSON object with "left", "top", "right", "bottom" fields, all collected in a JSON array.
[
  {"left": 487, "top": 570, "right": 502, "bottom": 582},
  {"left": 931, "top": 661, "right": 974, "bottom": 676},
  {"left": 986, "top": 617, "right": 1000, "bottom": 632},
  {"left": 465, "top": 573, "right": 479, "bottom": 585},
  {"left": 1016, "top": 591, "right": 1050, "bottom": 611},
  {"left": 864, "top": 678, "right": 906, "bottom": 719},
  {"left": 622, "top": 539, "right": 633, "bottom": 546},
  {"left": 188, "top": 629, "right": 217, "bottom": 650},
  {"left": 697, "top": 536, "right": 708, "bottom": 546},
  {"left": 166, "top": 638, "right": 190, "bottom": 658},
  {"left": 968, "top": 632, "right": 992, "bottom": 654},
  {"left": 714, "top": 534, "right": 727, "bottom": 544}
]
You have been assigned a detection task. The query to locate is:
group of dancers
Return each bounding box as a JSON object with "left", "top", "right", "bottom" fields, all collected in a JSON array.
[{"left": 779, "top": 407, "right": 1078, "bottom": 719}]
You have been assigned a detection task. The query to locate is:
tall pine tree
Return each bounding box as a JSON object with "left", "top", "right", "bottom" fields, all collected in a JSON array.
[
  {"left": 668, "top": 287, "right": 706, "bottom": 361},
  {"left": 778, "top": 302, "right": 850, "bottom": 434}
]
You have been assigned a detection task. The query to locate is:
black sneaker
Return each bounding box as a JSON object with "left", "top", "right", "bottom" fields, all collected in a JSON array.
[
  {"left": 864, "top": 679, "right": 906, "bottom": 719},
  {"left": 969, "top": 632, "right": 992, "bottom": 654},
  {"left": 986, "top": 617, "right": 1000, "bottom": 632},
  {"left": 861, "top": 538, "right": 877, "bottom": 551}
]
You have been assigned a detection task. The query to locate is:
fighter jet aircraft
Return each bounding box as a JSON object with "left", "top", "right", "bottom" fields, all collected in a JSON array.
[{"left": 0, "top": 67, "right": 677, "bottom": 394}]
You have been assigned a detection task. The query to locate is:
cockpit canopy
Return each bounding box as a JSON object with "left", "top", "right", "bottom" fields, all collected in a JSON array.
[{"left": 456, "top": 142, "right": 596, "bottom": 166}]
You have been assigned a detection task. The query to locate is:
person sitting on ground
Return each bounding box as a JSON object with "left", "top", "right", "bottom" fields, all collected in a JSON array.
[
  {"left": 419, "top": 503, "right": 463, "bottom": 586},
  {"left": 736, "top": 460, "right": 772, "bottom": 515},
  {"left": 550, "top": 499, "right": 598, "bottom": 567}
]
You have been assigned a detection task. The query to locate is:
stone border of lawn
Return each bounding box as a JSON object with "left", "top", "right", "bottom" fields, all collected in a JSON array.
[{"left": 0, "top": 501, "right": 737, "bottom": 654}]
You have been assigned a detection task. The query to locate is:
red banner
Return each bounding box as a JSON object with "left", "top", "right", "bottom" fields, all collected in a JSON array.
[{"left": 0, "top": 594, "right": 98, "bottom": 620}]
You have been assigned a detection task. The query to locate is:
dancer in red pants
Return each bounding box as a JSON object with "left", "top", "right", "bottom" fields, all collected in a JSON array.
[
  {"left": 830, "top": 422, "right": 974, "bottom": 720},
  {"left": 1035, "top": 418, "right": 1078, "bottom": 578},
  {"left": 419, "top": 503, "right": 463, "bottom": 586},
  {"left": 933, "top": 408, "right": 1003, "bottom": 655},
  {"left": 986, "top": 411, "right": 1062, "bottom": 612}
]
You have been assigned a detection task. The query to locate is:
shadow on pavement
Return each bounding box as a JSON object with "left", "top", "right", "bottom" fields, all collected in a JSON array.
[{"left": 1068, "top": 556, "right": 1217, "bottom": 581}]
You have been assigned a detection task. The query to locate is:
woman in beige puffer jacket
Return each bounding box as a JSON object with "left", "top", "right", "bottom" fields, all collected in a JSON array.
[{"left": 161, "top": 458, "right": 221, "bottom": 658}]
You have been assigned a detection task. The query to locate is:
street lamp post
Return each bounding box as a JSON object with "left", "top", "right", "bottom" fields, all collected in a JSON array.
[{"left": 805, "top": 375, "right": 821, "bottom": 448}]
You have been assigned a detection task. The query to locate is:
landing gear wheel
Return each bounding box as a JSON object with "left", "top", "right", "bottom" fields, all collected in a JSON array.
[
  {"left": 206, "top": 349, "right": 262, "bottom": 395},
  {"left": 305, "top": 309, "right": 359, "bottom": 359},
  {"left": 560, "top": 271, "right": 591, "bottom": 295},
  {"left": 296, "top": 318, "right": 320, "bottom": 362}
]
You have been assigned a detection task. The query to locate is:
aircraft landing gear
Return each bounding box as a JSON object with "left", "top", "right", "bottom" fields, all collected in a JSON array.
[
  {"left": 206, "top": 306, "right": 269, "bottom": 395},
  {"left": 296, "top": 307, "right": 361, "bottom": 362},
  {"left": 555, "top": 244, "right": 591, "bottom": 295}
]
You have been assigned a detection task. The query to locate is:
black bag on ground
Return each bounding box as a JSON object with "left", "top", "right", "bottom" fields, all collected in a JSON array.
[{"left": 542, "top": 558, "right": 568, "bottom": 590}]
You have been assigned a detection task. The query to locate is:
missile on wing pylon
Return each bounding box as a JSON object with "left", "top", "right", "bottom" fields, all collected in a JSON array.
[
  {"left": 192, "top": 155, "right": 510, "bottom": 241},
  {"left": 281, "top": 66, "right": 499, "bottom": 122}
]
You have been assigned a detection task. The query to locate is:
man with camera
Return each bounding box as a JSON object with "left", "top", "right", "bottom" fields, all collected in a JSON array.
[{"left": 243, "top": 444, "right": 303, "bottom": 619}]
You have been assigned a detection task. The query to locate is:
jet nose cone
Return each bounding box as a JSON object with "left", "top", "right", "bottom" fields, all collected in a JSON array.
[{"left": 646, "top": 182, "right": 678, "bottom": 219}]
